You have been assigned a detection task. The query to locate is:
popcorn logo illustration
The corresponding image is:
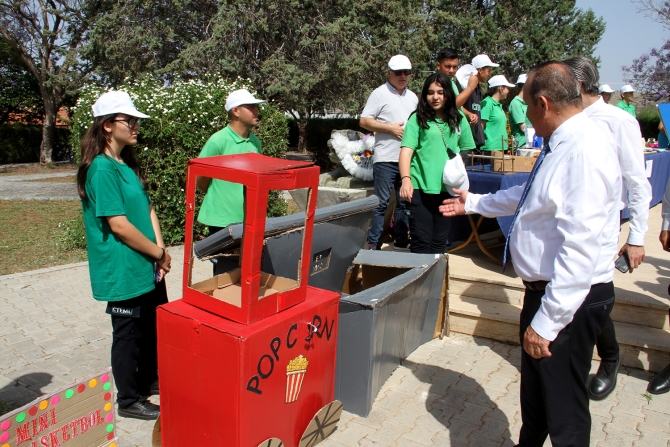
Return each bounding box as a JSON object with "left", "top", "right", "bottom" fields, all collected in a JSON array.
[{"left": 285, "top": 355, "right": 309, "bottom": 403}]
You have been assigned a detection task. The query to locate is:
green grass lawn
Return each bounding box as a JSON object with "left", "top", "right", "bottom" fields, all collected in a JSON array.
[{"left": 0, "top": 200, "right": 87, "bottom": 276}]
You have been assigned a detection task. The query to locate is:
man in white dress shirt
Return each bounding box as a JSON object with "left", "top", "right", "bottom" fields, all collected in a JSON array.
[
  {"left": 440, "top": 62, "right": 622, "bottom": 447},
  {"left": 564, "top": 56, "right": 652, "bottom": 401}
]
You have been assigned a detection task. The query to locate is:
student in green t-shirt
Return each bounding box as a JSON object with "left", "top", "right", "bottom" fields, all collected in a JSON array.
[
  {"left": 509, "top": 74, "right": 531, "bottom": 147},
  {"left": 77, "top": 91, "right": 171, "bottom": 421},
  {"left": 481, "top": 75, "right": 516, "bottom": 151},
  {"left": 616, "top": 85, "right": 637, "bottom": 117},
  {"left": 196, "top": 89, "right": 267, "bottom": 235},
  {"left": 398, "top": 73, "right": 475, "bottom": 254}
]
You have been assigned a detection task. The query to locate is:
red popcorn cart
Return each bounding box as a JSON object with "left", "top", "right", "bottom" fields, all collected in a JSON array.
[{"left": 157, "top": 153, "right": 342, "bottom": 447}]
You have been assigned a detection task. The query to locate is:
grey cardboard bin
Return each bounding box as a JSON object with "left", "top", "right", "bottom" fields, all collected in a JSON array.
[
  {"left": 193, "top": 196, "right": 378, "bottom": 293},
  {"left": 335, "top": 250, "right": 447, "bottom": 416}
]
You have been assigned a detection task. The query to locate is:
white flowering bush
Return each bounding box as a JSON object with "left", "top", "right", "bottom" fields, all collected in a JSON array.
[{"left": 70, "top": 76, "right": 289, "bottom": 244}]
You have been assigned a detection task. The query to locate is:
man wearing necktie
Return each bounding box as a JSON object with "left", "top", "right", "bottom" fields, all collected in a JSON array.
[{"left": 440, "top": 62, "right": 622, "bottom": 447}]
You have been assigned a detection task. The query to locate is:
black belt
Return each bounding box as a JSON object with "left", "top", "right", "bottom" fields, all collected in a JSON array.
[{"left": 523, "top": 280, "right": 549, "bottom": 291}]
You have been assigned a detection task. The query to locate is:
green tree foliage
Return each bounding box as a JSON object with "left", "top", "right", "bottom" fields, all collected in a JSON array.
[
  {"left": 419, "top": 0, "right": 605, "bottom": 81},
  {"left": 69, "top": 76, "right": 289, "bottom": 244},
  {"left": 0, "top": 0, "right": 98, "bottom": 163},
  {"left": 0, "top": 38, "right": 42, "bottom": 125},
  {"left": 83, "top": 0, "right": 217, "bottom": 86},
  {"left": 89, "top": 0, "right": 427, "bottom": 152}
]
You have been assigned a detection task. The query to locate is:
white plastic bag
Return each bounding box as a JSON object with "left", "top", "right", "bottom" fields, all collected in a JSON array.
[{"left": 442, "top": 152, "right": 469, "bottom": 196}]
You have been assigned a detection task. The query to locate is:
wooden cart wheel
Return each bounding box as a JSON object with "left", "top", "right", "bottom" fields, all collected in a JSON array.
[
  {"left": 299, "top": 400, "right": 343, "bottom": 447},
  {"left": 152, "top": 415, "right": 161, "bottom": 446},
  {"left": 258, "top": 438, "right": 284, "bottom": 447}
]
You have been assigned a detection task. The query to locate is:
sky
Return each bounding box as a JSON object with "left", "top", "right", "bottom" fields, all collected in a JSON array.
[{"left": 575, "top": 0, "right": 670, "bottom": 90}]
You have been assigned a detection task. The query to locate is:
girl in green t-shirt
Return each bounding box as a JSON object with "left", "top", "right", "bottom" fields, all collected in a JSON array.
[
  {"left": 76, "top": 91, "right": 171, "bottom": 420},
  {"left": 399, "top": 73, "right": 475, "bottom": 254},
  {"left": 481, "top": 75, "right": 515, "bottom": 151}
]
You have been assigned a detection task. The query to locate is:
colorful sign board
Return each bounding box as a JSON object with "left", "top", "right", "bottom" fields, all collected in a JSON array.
[{"left": 0, "top": 369, "right": 116, "bottom": 447}]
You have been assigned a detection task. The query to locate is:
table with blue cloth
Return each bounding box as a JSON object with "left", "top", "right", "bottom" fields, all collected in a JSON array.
[{"left": 447, "top": 151, "right": 670, "bottom": 263}]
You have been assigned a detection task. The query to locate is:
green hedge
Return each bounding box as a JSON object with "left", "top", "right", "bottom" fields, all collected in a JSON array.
[
  {"left": 70, "top": 76, "right": 289, "bottom": 244},
  {"left": 288, "top": 118, "right": 366, "bottom": 171},
  {"left": 637, "top": 106, "right": 662, "bottom": 140},
  {"left": 0, "top": 125, "right": 71, "bottom": 164}
]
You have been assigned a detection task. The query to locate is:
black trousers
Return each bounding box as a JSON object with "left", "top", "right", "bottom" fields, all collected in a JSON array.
[
  {"left": 110, "top": 280, "right": 168, "bottom": 408},
  {"left": 517, "top": 282, "right": 615, "bottom": 447},
  {"left": 406, "top": 189, "right": 452, "bottom": 254},
  {"left": 595, "top": 316, "right": 620, "bottom": 363}
]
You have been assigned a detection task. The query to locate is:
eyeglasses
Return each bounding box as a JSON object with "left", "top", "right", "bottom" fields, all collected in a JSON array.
[
  {"left": 392, "top": 70, "right": 412, "bottom": 76},
  {"left": 113, "top": 117, "right": 141, "bottom": 128}
]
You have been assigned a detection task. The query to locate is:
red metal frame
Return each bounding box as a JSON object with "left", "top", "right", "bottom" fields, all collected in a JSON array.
[{"left": 182, "top": 153, "right": 319, "bottom": 325}]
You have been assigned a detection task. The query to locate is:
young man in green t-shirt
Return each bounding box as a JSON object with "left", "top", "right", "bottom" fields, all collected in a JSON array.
[
  {"left": 616, "top": 85, "right": 637, "bottom": 117},
  {"left": 196, "top": 89, "right": 266, "bottom": 234},
  {"left": 434, "top": 48, "right": 479, "bottom": 122}
]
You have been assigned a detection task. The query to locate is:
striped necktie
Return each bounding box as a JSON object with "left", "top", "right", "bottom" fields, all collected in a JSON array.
[{"left": 502, "top": 142, "right": 551, "bottom": 272}]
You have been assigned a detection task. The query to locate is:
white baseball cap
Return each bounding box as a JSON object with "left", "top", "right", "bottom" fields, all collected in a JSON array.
[
  {"left": 92, "top": 91, "right": 150, "bottom": 118},
  {"left": 388, "top": 55, "right": 412, "bottom": 70},
  {"left": 620, "top": 84, "right": 635, "bottom": 94},
  {"left": 225, "top": 89, "right": 267, "bottom": 112},
  {"left": 599, "top": 84, "right": 615, "bottom": 94},
  {"left": 488, "top": 75, "right": 515, "bottom": 88},
  {"left": 516, "top": 74, "right": 528, "bottom": 84},
  {"left": 472, "top": 54, "right": 499, "bottom": 69}
]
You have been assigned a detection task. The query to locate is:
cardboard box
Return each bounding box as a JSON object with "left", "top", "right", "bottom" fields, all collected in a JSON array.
[
  {"left": 182, "top": 153, "right": 320, "bottom": 325},
  {"left": 491, "top": 151, "right": 537, "bottom": 172},
  {"left": 334, "top": 251, "right": 447, "bottom": 416},
  {"left": 194, "top": 196, "right": 378, "bottom": 293},
  {"left": 157, "top": 288, "right": 340, "bottom": 446}
]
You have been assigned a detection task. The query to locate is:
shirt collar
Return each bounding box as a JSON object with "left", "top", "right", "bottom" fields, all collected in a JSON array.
[
  {"left": 514, "top": 96, "right": 526, "bottom": 106},
  {"left": 226, "top": 125, "right": 251, "bottom": 143},
  {"left": 548, "top": 112, "right": 587, "bottom": 152},
  {"left": 386, "top": 82, "right": 407, "bottom": 96},
  {"left": 583, "top": 96, "right": 605, "bottom": 117}
]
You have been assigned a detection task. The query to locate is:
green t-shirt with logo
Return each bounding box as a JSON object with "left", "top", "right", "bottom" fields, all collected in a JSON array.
[
  {"left": 481, "top": 96, "right": 509, "bottom": 151},
  {"left": 616, "top": 101, "right": 636, "bottom": 118},
  {"left": 197, "top": 126, "right": 261, "bottom": 227},
  {"left": 401, "top": 112, "right": 475, "bottom": 194},
  {"left": 509, "top": 96, "right": 530, "bottom": 146},
  {"left": 82, "top": 155, "right": 156, "bottom": 302}
]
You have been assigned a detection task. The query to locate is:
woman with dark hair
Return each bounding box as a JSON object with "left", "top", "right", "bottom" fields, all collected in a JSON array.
[
  {"left": 398, "top": 73, "right": 475, "bottom": 254},
  {"left": 481, "top": 75, "right": 515, "bottom": 151},
  {"left": 77, "top": 91, "right": 171, "bottom": 420}
]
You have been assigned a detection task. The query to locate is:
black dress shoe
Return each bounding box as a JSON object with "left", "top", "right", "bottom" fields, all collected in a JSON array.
[
  {"left": 589, "top": 356, "right": 622, "bottom": 400},
  {"left": 118, "top": 399, "right": 160, "bottom": 420},
  {"left": 648, "top": 362, "right": 670, "bottom": 395}
]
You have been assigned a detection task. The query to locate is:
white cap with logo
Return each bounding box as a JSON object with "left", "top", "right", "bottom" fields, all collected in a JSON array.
[
  {"left": 620, "top": 84, "right": 635, "bottom": 94},
  {"left": 488, "top": 75, "right": 515, "bottom": 88},
  {"left": 388, "top": 55, "right": 412, "bottom": 70},
  {"left": 92, "top": 91, "right": 150, "bottom": 118},
  {"left": 599, "top": 84, "right": 615, "bottom": 94},
  {"left": 472, "top": 54, "right": 500, "bottom": 69},
  {"left": 225, "top": 89, "right": 267, "bottom": 112},
  {"left": 516, "top": 74, "right": 528, "bottom": 85}
]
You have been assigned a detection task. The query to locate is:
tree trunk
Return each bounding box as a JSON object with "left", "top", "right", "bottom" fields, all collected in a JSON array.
[
  {"left": 297, "top": 114, "right": 308, "bottom": 153},
  {"left": 40, "top": 95, "right": 56, "bottom": 164}
]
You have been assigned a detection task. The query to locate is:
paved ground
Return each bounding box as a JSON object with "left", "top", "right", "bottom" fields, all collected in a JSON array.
[
  {"left": 0, "top": 172, "right": 78, "bottom": 200},
  {"left": 2, "top": 246, "right": 670, "bottom": 447}
]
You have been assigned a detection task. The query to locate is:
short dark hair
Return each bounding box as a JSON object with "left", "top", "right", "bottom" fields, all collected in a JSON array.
[
  {"left": 563, "top": 56, "right": 600, "bottom": 96},
  {"left": 527, "top": 61, "right": 581, "bottom": 109},
  {"left": 437, "top": 48, "right": 459, "bottom": 62}
]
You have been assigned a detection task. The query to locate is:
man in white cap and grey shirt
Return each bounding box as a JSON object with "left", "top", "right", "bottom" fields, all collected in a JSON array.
[
  {"left": 463, "top": 54, "right": 499, "bottom": 149},
  {"left": 360, "top": 54, "right": 418, "bottom": 250},
  {"left": 617, "top": 85, "right": 637, "bottom": 117},
  {"left": 197, "top": 89, "right": 267, "bottom": 237},
  {"left": 599, "top": 84, "right": 615, "bottom": 103}
]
